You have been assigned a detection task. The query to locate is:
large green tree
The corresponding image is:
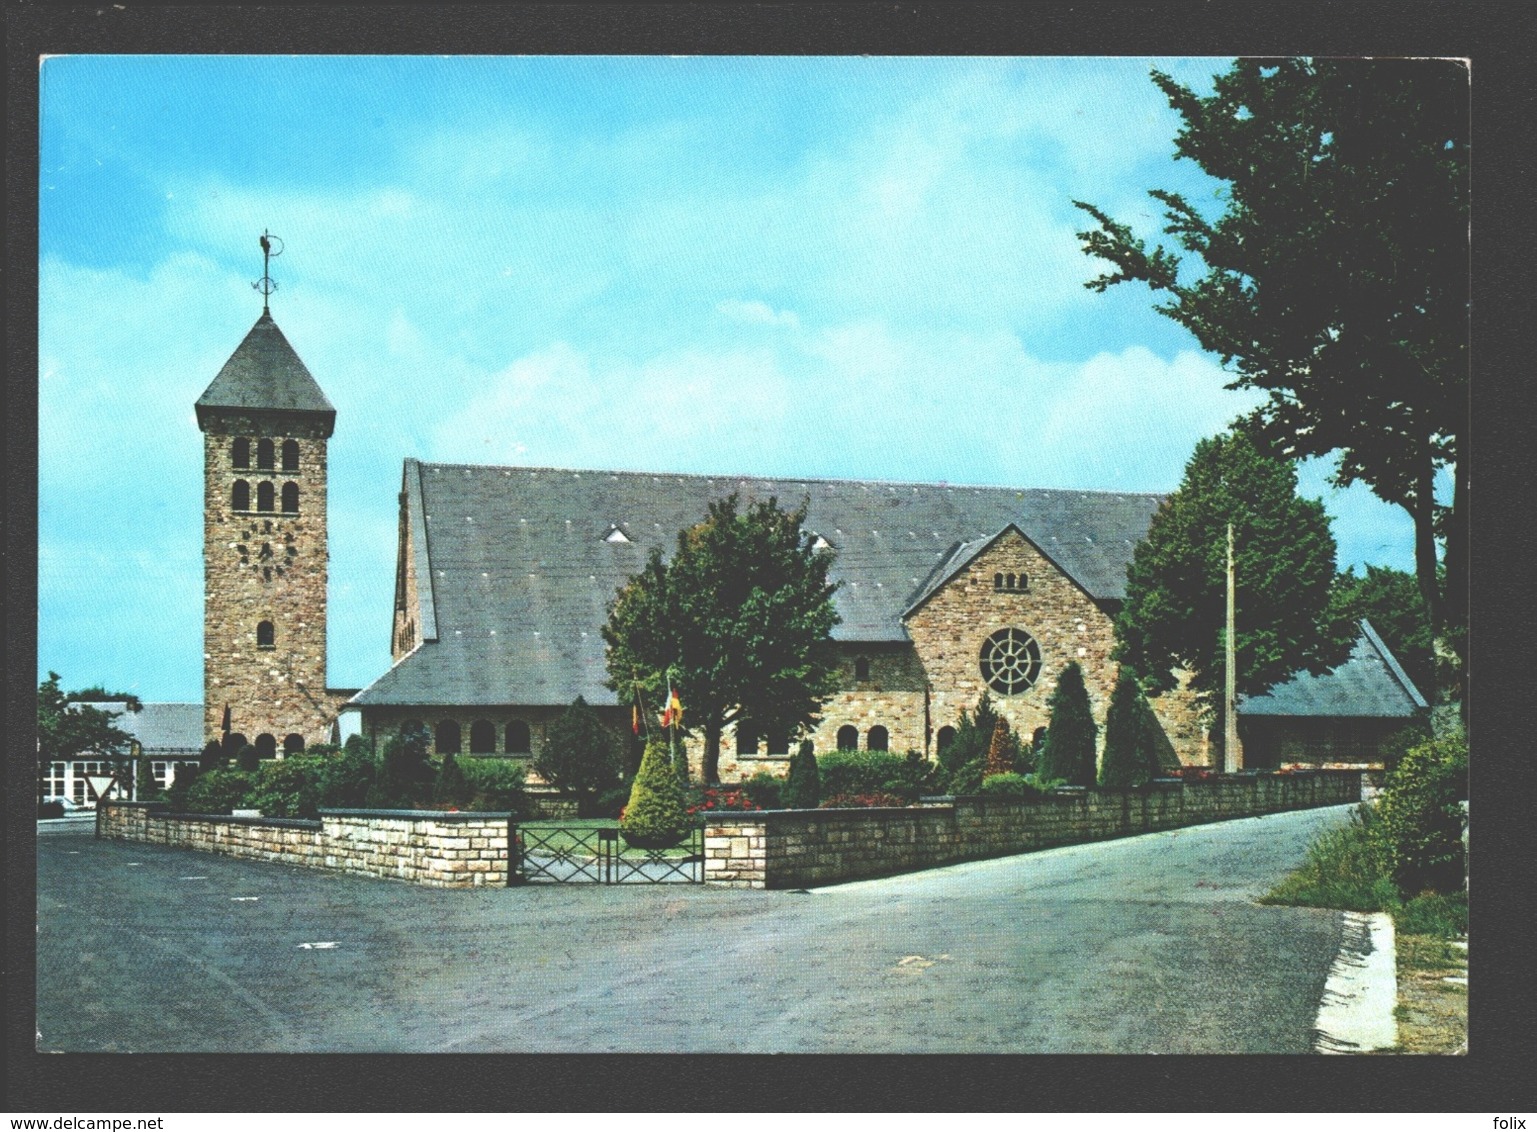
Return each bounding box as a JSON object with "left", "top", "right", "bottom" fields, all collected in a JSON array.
[
  {"left": 1115, "top": 432, "right": 1355, "bottom": 730},
  {"left": 1074, "top": 59, "right": 1467, "bottom": 711},
  {"left": 36, "top": 672, "right": 140, "bottom": 803},
  {"left": 603, "top": 493, "right": 841, "bottom": 784}
]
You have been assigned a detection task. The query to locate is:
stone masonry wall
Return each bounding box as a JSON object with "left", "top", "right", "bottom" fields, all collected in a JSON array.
[
  {"left": 99, "top": 802, "right": 512, "bottom": 888},
  {"left": 702, "top": 770, "right": 1360, "bottom": 888},
  {"left": 202, "top": 411, "right": 334, "bottom": 749}
]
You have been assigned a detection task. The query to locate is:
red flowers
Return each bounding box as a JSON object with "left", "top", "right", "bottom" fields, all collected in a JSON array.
[{"left": 685, "top": 787, "right": 760, "bottom": 814}]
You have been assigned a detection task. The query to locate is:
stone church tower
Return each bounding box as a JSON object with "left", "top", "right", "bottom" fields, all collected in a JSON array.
[{"left": 194, "top": 305, "right": 337, "bottom": 754}]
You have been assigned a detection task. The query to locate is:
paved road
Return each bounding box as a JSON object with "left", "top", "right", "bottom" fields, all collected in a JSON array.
[{"left": 37, "top": 805, "right": 1351, "bottom": 1053}]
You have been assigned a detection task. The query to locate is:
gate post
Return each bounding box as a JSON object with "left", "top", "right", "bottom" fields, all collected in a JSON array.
[{"left": 507, "top": 816, "right": 525, "bottom": 886}]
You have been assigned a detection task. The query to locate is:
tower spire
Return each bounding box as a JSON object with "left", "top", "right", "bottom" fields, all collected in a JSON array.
[{"left": 252, "top": 229, "right": 283, "bottom": 313}]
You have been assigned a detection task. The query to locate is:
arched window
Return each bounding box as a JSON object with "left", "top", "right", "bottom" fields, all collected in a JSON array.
[
  {"left": 232, "top": 480, "right": 251, "bottom": 511},
  {"left": 867, "top": 725, "right": 889, "bottom": 752},
  {"left": 469, "top": 719, "right": 496, "bottom": 754},
  {"left": 257, "top": 438, "right": 275, "bottom": 469},
  {"left": 936, "top": 725, "right": 957, "bottom": 752},
  {"left": 435, "top": 719, "right": 461, "bottom": 755},
  {"left": 283, "top": 733, "right": 305, "bottom": 755},
  {"left": 994, "top": 572, "right": 1004, "bottom": 590},
  {"left": 854, "top": 657, "right": 871, "bottom": 682},
  {"left": 506, "top": 720, "right": 531, "bottom": 754},
  {"left": 254, "top": 733, "right": 277, "bottom": 759},
  {"left": 765, "top": 729, "right": 789, "bottom": 756},
  {"left": 281, "top": 439, "right": 300, "bottom": 472},
  {"left": 257, "top": 481, "right": 275, "bottom": 512},
  {"left": 232, "top": 438, "right": 251, "bottom": 468},
  {"left": 256, "top": 620, "right": 275, "bottom": 648},
  {"left": 736, "top": 727, "right": 758, "bottom": 755},
  {"left": 1007, "top": 573, "right": 1016, "bottom": 590},
  {"left": 836, "top": 725, "right": 859, "bottom": 751},
  {"left": 281, "top": 482, "right": 299, "bottom": 514}
]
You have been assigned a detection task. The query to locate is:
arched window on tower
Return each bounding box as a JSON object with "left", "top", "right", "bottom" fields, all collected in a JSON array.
[
  {"left": 936, "top": 726, "right": 957, "bottom": 753},
  {"left": 257, "top": 481, "right": 275, "bottom": 512},
  {"left": 436, "top": 720, "right": 461, "bottom": 755},
  {"left": 281, "top": 482, "right": 299, "bottom": 514},
  {"left": 257, "top": 438, "right": 275, "bottom": 470},
  {"left": 232, "top": 438, "right": 251, "bottom": 468},
  {"left": 867, "top": 725, "right": 889, "bottom": 752},
  {"left": 469, "top": 720, "right": 496, "bottom": 754},
  {"left": 257, "top": 620, "right": 275, "bottom": 648},
  {"left": 283, "top": 733, "right": 305, "bottom": 755},
  {"left": 836, "top": 725, "right": 859, "bottom": 751},
  {"left": 281, "top": 439, "right": 299, "bottom": 472},
  {"left": 506, "top": 721, "right": 531, "bottom": 754},
  {"left": 232, "top": 480, "right": 251, "bottom": 511},
  {"left": 254, "top": 733, "right": 277, "bottom": 759}
]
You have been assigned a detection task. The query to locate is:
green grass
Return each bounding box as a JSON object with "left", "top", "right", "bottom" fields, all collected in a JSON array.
[
  {"left": 1259, "top": 809, "right": 1399, "bottom": 912},
  {"left": 1394, "top": 891, "right": 1468, "bottom": 938}
]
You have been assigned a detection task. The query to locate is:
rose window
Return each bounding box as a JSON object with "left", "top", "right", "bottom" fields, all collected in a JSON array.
[{"left": 979, "top": 627, "right": 1043, "bottom": 695}]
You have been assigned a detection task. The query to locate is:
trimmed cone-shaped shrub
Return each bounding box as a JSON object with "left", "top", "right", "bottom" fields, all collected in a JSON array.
[
  {"left": 1372, "top": 732, "right": 1468, "bottom": 896},
  {"left": 984, "top": 717, "right": 1014, "bottom": 778},
  {"left": 1099, "top": 670, "right": 1161, "bottom": 789},
  {"left": 1037, "top": 661, "right": 1097, "bottom": 787},
  {"left": 433, "top": 751, "right": 471, "bottom": 807},
  {"left": 135, "top": 755, "right": 159, "bottom": 801},
  {"left": 782, "top": 740, "right": 821, "bottom": 809},
  {"left": 620, "top": 737, "right": 694, "bottom": 849}
]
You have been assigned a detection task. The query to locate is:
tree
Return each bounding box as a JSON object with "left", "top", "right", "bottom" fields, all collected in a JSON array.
[
  {"left": 1114, "top": 433, "right": 1355, "bottom": 746},
  {"left": 1037, "top": 662, "right": 1097, "bottom": 788},
  {"left": 1331, "top": 564, "right": 1434, "bottom": 699},
  {"left": 367, "top": 722, "right": 433, "bottom": 808},
  {"left": 36, "top": 672, "right": 138, "bottom": 803},
  {"left": 619, "top": 736, "right": 694, "bottom": 849},
  {"left": 433, "top": 751, "right": 472, "bottom": 807},
  {"left": 782, "top": 740, "right": 821, "bottom": 809},
  {"left": 535, "top": 696, "right": 624, "bottom": 808},
  {"left": 983, "top": 717, "right": 1015, "bottom": 779},
  {"left": 603, "top": 493, "right": 841, "bottom": 783},
  {"left": 1074, "top": 59, "right": 1467, "bottom": 713},
  {"left": 1372, "top": 732, "right": 1466, "bottom": 896},
  {"left": 135, "top": 753, "right": 160, "bottom": 802},
  {"left": 1099, "top": 670, "right": 1164, "bottom": 790}
]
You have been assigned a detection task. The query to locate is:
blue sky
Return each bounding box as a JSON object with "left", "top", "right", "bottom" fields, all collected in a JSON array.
[{"left": 38, "top": 55, "right": 1422, "bottom": 700}]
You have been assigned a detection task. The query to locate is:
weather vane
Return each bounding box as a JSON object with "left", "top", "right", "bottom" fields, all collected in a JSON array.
[{"left": 252, "top": 229, "right": 284, "bottom": 313}]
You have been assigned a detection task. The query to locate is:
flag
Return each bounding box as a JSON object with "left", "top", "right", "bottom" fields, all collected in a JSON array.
[
  {"left": 660, "top": 683, "right": 683, "bottom": 729},
  {"left": 221, "top": 704, "right": 232, "bottom": 734}
]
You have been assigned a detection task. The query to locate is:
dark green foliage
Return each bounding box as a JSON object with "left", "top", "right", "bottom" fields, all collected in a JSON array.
[
  {"left": 1378, "top": 721, "right": 1433, "bottom": 774},
  {"left": 1074, "top": 60, "right": 1467, "bottom": 703},
  {"left": 1372, "top": 733, "right": 1467, "bottom": 896},
  {"left": 460, "top": 758, "right": 530, "bottom": 815},
  {"left": 1331, "top": 565, "right": 1435, "bottom": 698},
  {"left": 248, "top": 756, "right": 325, "bottom": 818},
  {"left": 620, "top": 737, "right": 693, "bottom": 849},
  {"left": 433, "top": 751, "right": 472, "bottom": 806},
  {"left": 782, "top": 741, "right": 821, "bottom": 809},
  {"left": 200, "top": 740, "right": 228, "bottom": 771},
  {"left": 165, "top": 763, "right": 202, "bottom": 812},
  {"left": 316, "top": 736, "right": 376, "bottom": 807},
  {"left": 1394, "top": 891, "right": 1468, "bottom": 939},
  {"left": 947, "top": 758, "right": 985, "bottom": 796},
  {"left": 535, "top": 696, "right": 625, "bottom": 804},
  {"left": 673, "top": 737, "right": 690, "bottom": 787},
  {"left": 135, "top": 755, "right": 160, "bottom": 801},
  {"left": 39, "top": 800, "right": 66, "bottom": 819},
  {"left": 1037, "top": 662, "right": 1098, "bottom": 787},
  {"left": 367, "top": 723, "right": 434, "bottom": 808},
  {"left": 817, "top": 750, "right": 939, "bottom": 803},
  {"left": 937, "top": 693, "right": 998, "bottom": 784},
  {"left": 978, "top": 772, "right": 1045, "bottom": 801},
  {"left": 1113, "top": 432, "right": 1353, "bottom": 717},
  {"left": 184, "top": 767, "right": 258, "bottom": 815},
  {"left": 603, "top": 493, "right": 842, "bottom": 783},
  {"left": 1261, "top": 805, "right": 1399, "bottom": 912},
  {"left": 36, "top": 672, "right": 136, "bottom": 800},
  {"left": 1099, "top": 670, "right": 1164, "bottom": 789},
  {"left": 236, "top": 744, "right": 261, "bottom": 773},
  {"left": 741, "top": 771, "right": 785, "bottom": 810}
]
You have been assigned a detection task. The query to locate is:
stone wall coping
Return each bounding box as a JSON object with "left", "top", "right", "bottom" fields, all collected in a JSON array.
[
  {"left": 318, "top": 808, "right": 513, "bottom": 822},
  {"left": 705, "top": 806, "right": 945, "bottom": 823},
  {"left": 159, "top": 811, "right": 323, "bottom": 831}
]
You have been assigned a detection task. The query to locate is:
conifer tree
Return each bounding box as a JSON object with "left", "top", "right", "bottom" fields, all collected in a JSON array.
[
  {"left": 984, "top": 717, "right": 1014, "bottom": 778},
  {"left": 619, "top": 736, "right": 693, "bottom": 849},
  {"left": 135, "top": 753, "right": 159, "bottom": 801},
  {"left": 433, "top": 751, "right": 471, "bottom": 806},
  {"left": 783, "top": 740, "right": 821, "bottom": 809},
  {"left": 1037, "top": 662, "right": 1098, "bottom": 787},
  {"left": 1099, "top": 670, "right": 1162, "bottom": 789}
]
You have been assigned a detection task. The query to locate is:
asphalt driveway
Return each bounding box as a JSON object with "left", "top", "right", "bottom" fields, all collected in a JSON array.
[{"left": 37, "top": 804, "right": 1351, "bottom": 1053}]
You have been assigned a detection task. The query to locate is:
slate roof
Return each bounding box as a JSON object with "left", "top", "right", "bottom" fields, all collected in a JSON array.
[
  {"left": 1238, "top": 620, "right": 1428, "bottom": 719},
  {"left": 352, "top": 460, "right": 1164, "bottom": 708},
  {"left": 195, "top": 311, "right": 335, "bottom": 434},
  {"left": 72, "top": 702, "right": 205, "bottom": 755}
]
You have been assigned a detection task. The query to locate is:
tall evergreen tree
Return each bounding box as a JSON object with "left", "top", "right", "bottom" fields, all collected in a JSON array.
[
  {"left": 535, "top": 696, "right": 625, "bottom": 807},
  {"left": 783, "top": 740, "right": 821, "bottom": 809},
  {"left": 1099, "top": 670, "right": 1163, "bottom": 789},
  {"left": 1074, "top": 59, "right": 1467, "bottom": 713},
  {"left": 604, "top": 494, "right": 841, "bottom": 783},
  {"left": 1037, "top": 662, "right": 1097, "bottom": 787},
  {"left": 620, "top": 737, "right": 693, "bottom": 849}
]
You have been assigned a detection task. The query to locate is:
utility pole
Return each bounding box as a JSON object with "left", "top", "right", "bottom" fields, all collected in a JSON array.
[{"left": 1224, "top": 522, "right": 1240, "bottom": 773}]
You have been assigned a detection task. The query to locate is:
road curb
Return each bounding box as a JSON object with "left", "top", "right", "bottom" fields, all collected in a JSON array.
[{"left": 1314, "top": 910, "right": 1398, "bottom": 1053}]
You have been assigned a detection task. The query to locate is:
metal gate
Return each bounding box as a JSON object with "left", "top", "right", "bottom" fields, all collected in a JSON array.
[{"left": 511, "top": 824, "right": 703, "bottom": 884}]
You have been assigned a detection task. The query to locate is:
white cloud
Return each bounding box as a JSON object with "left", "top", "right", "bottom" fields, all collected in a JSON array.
[{"left": 715, "top": 299, "right": 800, "bottom": 329}]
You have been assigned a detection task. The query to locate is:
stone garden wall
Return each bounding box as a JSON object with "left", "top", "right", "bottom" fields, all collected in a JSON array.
[
  {"left": 702, "top": 770, "right": 1360, "bottom": 889},
  {"left": 99, "top": 802, "right": 513, "bottom": 888}
]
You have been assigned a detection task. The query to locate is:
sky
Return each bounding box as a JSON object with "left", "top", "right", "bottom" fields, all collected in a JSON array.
[{"left": 38, "top": 54, "right": 1425, "bottom": 701}]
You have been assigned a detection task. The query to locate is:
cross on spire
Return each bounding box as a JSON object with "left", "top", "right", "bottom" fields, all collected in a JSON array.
[{"left": 252, "top": 229, "right": 284, "bottom": 313}]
